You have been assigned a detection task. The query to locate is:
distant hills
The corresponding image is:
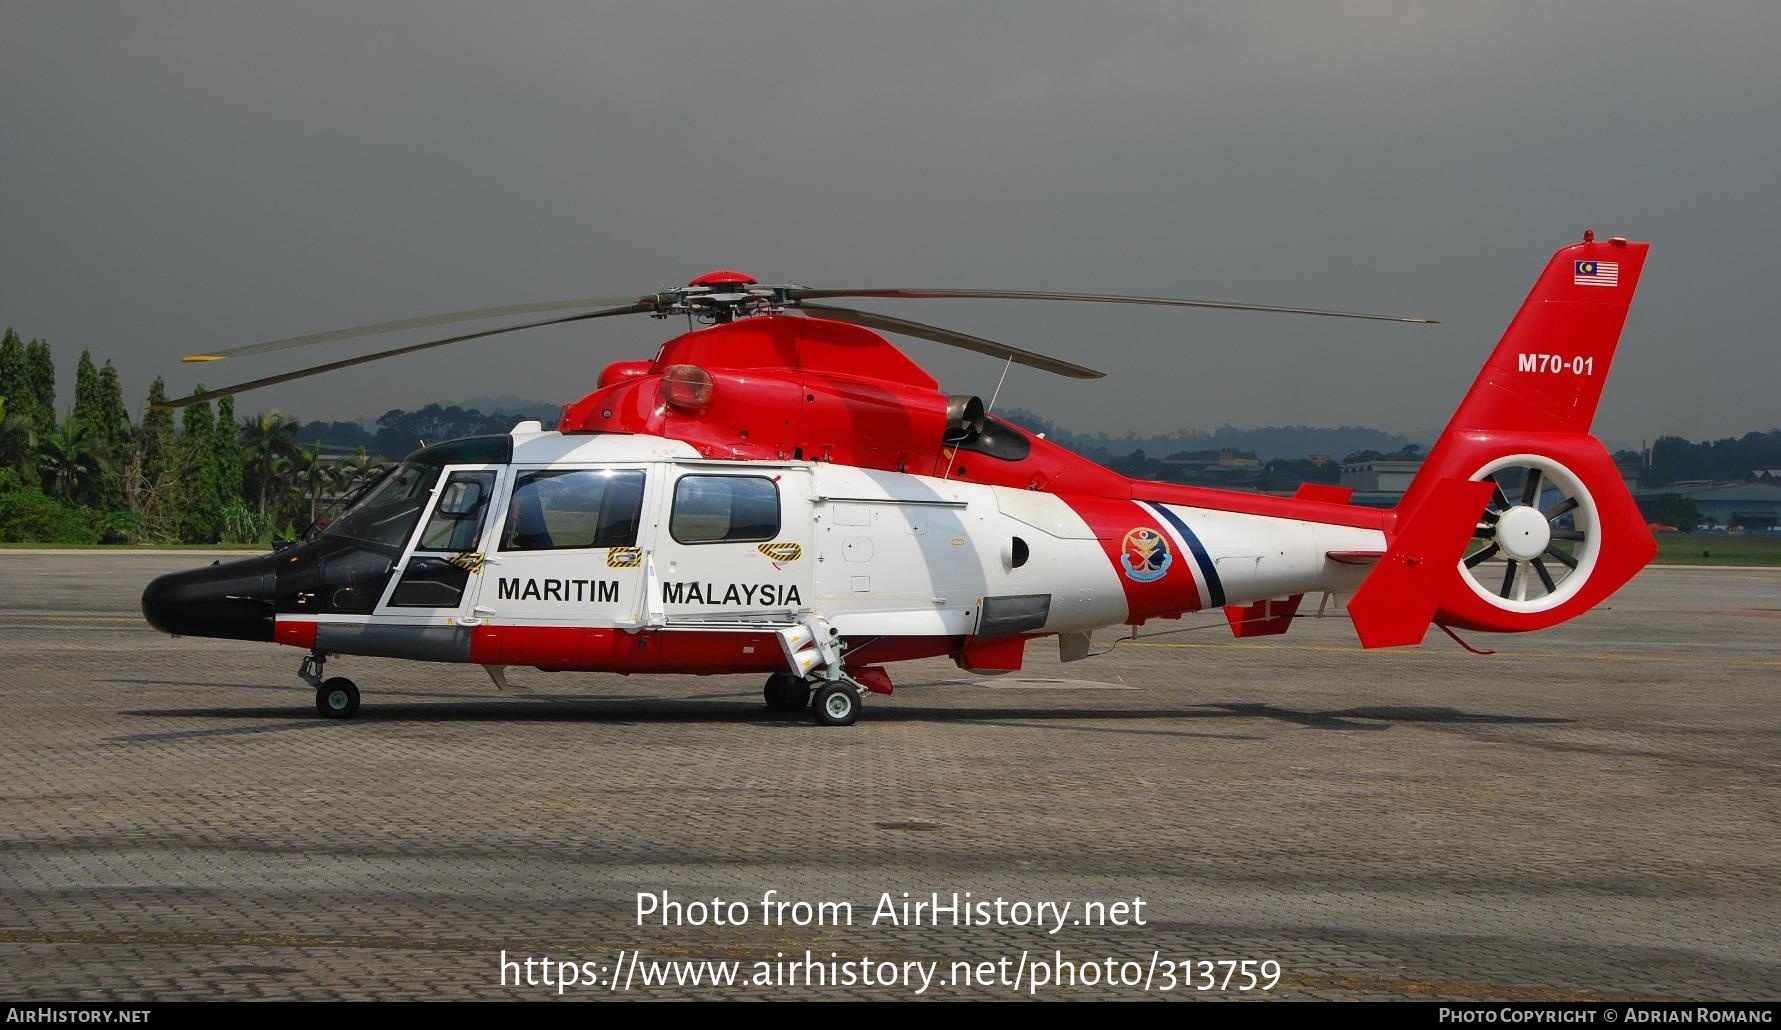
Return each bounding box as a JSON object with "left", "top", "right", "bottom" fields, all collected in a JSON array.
[
  {"left": 994, "top": 408, "right": 1424, "bottom": 464},
  {"left": 296, "top": 400, "right": 564, "bottom": 457},
  {"left": 313, "top": 395, "right": 563, "bottom": 432},
  {"left": 298, "top": 397, "right": 1426, "bottom": 465},
  {"left": 298, "top": 397, "right": 1781, "bottom": 489}
]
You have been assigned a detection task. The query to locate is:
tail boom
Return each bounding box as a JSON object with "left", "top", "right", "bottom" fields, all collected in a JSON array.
[{"left": 1356, "top": 234, "right": 1656, "bottom": 646}]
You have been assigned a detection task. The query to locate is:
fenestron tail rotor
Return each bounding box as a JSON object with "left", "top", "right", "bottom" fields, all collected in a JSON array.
[{"left": 1460, "top": 456, "right": 1598, "bottom": 610}]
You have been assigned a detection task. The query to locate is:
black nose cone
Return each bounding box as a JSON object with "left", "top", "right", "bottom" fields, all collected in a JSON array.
[{"left": 142, "top": 554, "right": 280, "bottom": 642}]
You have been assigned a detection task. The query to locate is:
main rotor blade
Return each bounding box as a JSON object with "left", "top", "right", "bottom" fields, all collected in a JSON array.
[
  {"left": 797, "top": 302, "right": 1104, "bottom": 380},
  {"left": 791, "top": 287, "right": 1437, "bottom": 325},
  {"left": 155, "top": 303, "right": 652, "bottom": 410},
  {"left": 182, "top": 296, "right": 645, "bottom": 363}
]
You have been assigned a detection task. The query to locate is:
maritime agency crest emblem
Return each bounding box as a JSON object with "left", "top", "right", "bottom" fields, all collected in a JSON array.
[{"left": 1120, "top": 527, "right": 1173, "bottom": 583}]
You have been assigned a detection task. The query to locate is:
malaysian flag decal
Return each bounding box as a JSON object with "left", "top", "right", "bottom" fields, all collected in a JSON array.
[{"left": 1573, "top": 259, "right": 1620, "bottom": 287}]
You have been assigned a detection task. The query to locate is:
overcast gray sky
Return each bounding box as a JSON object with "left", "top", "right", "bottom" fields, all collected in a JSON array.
[{"left": 2, "top": 2, "right": 1776, "bottom": 446}]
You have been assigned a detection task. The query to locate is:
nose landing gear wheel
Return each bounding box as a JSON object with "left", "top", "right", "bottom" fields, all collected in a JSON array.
[
  {"left": 316, "top": 677, "right": 361, "bottom": 719},
  {"left": 812, "top": 681, "right": 860, "bottom": 727},
  {"left": 763, "top": 673, "right": 811, "bottom": 712}
]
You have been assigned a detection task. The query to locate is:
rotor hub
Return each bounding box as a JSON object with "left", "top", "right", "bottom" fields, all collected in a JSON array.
[
  {"left": 1494, "top": 505, "right": 1552, "bottom": 561},
  {"left": 647, "top": 276, "right": 802, "bottom": 323},
  {"left": 688, "top": 269, "right": 758, "bottom": 288}
]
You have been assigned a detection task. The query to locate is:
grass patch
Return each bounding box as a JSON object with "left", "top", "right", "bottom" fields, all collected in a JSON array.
[
  {"left": 0, "top": 542, "right": 266, "bottom": 551},
  {"left": 1654, "top": 534, "right": 1781, "bottom": 566}
]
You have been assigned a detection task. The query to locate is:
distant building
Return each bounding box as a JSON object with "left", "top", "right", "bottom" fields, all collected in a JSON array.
[
  {"left": 1308, "top": 453, "right": 1332, "bottom": 468},
  {"left": 1339, "top": 459, "right": 1421, "bottom": 494},
  {"left": 1160, "top": 448, "right": 1262, "bottom": 485},
  {"left": 1632, "top": 481, "right": 1781, "bottom": 530}
]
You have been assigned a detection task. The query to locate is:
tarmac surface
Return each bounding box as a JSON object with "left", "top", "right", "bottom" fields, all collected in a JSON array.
[{"left": 0, "top": 551, "right": 1776, "bottom": 1001}]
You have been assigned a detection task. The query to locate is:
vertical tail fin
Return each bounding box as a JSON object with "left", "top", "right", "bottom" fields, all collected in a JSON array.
[
  {"left": 1350, "top": 234, "right": 1656, "bottom": 647},
  {"left": 1438, "top": 233, "right": 1649, "bottom": 439}
]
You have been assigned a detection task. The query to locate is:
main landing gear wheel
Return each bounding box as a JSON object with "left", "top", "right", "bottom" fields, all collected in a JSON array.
[
  {"left": 316, "top": 677, "right": 361, "bottom": 719},
  {"left": 762, "top": 673, "right": 811, "bottom": 712},
  {"left": 812, "top": 681, "right": 861, "bottom": 727}
]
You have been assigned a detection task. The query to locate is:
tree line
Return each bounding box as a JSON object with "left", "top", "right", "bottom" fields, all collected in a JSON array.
[
  {"left": 297, "top": 402, "right": 561, "bottom": 462},
  {"left": 0, "top": 328, "right": 391, "bottom": 545},
  {"left": 1648, "top": 431, "right": 1781, "bottom": 486},
  {"left": 1, "top": 325, "right": 1774, "bottom": 545}
]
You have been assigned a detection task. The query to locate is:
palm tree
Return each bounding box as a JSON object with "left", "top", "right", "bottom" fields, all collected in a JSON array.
[
  {"left": 291, "top": 447, "right": 336, "bottom": 523},
  {"left": 37, "top": 414, "right": 107, "bottom": 502},
  {"left": 338, "top": 446, "right": 378, "bottom": 493},
  {"left": 238, "top": 412, "right": 299, "bottom": 515}
]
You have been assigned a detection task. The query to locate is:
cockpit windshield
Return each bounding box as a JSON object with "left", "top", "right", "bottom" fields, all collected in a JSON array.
[{"left": 322, "top": 459, "right": 442, "bottom": 549}]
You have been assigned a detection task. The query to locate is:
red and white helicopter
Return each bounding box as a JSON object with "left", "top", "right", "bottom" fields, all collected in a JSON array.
[{"left": 144, "top": 233, "right": 1654, "bottom": 725}]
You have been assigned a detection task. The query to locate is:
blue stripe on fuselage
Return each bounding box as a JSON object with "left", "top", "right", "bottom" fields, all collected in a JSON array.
[{"left": 1141, "top": 501, "right": 1225, "bottom": 608}]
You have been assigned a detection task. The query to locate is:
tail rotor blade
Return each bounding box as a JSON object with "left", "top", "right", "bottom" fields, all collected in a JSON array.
[
  {"left": 1544, "top": 545, "right": 1579, "bottom": 570},
  {"left": 1464, "top": 543, "right": 1501, "bottom": 568},
  {"left": 1544, "top": 495, "right": 1580, "bottom": 521},
  {"left": 1490, "top": 478, "right": 1513, "bottom": 512}
]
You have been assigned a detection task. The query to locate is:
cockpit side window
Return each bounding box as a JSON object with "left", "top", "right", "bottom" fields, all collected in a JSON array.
[
  {"left": 322, "top": 459, "right": 442, "bottom": 550},
  {"left": 415, "top": 471, "right": 496, "bottom": 552},
  {"left": 501, "top": 469, "right": 647, "bottom": 551}
]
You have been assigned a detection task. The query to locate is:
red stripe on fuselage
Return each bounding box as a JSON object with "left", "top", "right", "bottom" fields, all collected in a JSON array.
[
  {"left": 472, "top": 626, "right": 958, "bottom": 673},
  {"left": 274, "top": 619, "right": 317, "bottom": 650},
  {"left": 1064, "top": 495, "right": 1205, "bottom": 623},
  {"left": 276, "top": 620, "right": 961, "bottom": 675},
  {"left": 1134, "top": 481, "right": 1387, "bottom": 531}
]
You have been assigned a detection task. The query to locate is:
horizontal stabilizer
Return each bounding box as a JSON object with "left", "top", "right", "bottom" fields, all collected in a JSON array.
[
  {"left": 1348, "top": 477, "right": 1495, "bottom": 648},
  {"left": 1326, "top": 550, "right": 1385, "bottom": 566},
  {"left": 1225, "top": 595, "right": 1304, "bottom": 637},
  {"left": 1294, "top": 483, "right": 1354, "bottom": 504}
]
